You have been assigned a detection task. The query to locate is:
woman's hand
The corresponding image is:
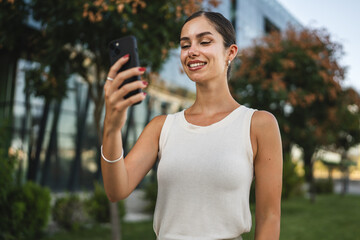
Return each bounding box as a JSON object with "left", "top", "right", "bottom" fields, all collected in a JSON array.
[{"left": 103, "top": 54, "right": 148, "bottom": 131}]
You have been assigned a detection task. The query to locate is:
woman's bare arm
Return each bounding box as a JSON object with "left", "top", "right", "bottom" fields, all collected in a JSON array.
[
  {"left": 251, "top": 111, "right": 283, "bottom": 240},
  {"left": 101, "top": 55, "right": 165, "bottom": 201},
  {"left": 102, "top": 115, "right": 166, "bottom": 201}
]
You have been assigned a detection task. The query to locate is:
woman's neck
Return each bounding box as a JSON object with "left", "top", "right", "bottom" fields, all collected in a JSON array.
[{"left": 189, "top": 78, "right": 239, "bottom": 115}]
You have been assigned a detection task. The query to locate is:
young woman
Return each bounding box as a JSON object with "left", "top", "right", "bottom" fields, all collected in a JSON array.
[{"left": 102, "top": 11, "right": 282, "bottom": 240}]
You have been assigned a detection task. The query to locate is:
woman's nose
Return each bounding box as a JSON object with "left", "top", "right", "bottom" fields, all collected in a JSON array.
[{"left": 188, "top": 45, "right": 199, "bottom": 57}]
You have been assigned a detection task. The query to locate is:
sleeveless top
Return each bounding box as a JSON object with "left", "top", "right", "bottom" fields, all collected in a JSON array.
[{"left": 153, "top": 105, "right": 257, "bottom": 240}]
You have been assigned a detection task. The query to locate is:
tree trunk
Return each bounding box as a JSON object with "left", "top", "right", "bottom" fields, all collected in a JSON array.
[
  {"left": 93, "top": 91, "right": 104, "bottom": 181},
  {"left": 53, "top": 132, "right": 60, "bottom": 190},
  {"left": 27, "top": 98, "right": 51, "bottom": 182},
  {"left": 18, "top": 75, "right": 31, "bottom": 184},
  {"left": 341, "top": 169, "right": 349, "bottom": 195},
  {"left": 40, "top": 99, "right": 62, "bottom": 186},
  {"left": 341, "top": 152, "right": 350, "bottom": 195},
  {"left": 68, "top": 85, "right": 91, "bottom": 191},
  {"left": 110, "top": 202, "right": 121, "bottom": 240},
  {"left": 303, "top": 148, "right": 316, "bottom": 203},
  {"left": 0, "top": 50, "right": 18, "bottom": 155},
  {"left": 328, "top": 166, "right": 333, "bottom": 181},
  {"left": 123, "top": 105, "right": 135, "bottom": 154}
]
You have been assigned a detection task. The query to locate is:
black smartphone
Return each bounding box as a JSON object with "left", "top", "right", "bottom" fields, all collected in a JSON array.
[{"left": 108, "top": 35, "right": 142, "bottom": 104}]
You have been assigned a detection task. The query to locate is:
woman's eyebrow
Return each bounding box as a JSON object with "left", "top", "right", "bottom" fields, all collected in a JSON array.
[{"left": 180, "top": 31, "right": 213, "bottom": 42}]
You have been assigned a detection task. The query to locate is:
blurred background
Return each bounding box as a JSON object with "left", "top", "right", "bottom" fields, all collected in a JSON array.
[{"left": 0, "top": 0, "right": 359, "bottom": 240}]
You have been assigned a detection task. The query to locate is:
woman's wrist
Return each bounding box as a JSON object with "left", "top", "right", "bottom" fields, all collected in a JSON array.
[
  {"left": 103, "top": 125, "right": 121, "bottom": 138},
  {"left": 101, "top": 145, "right": 124, "bottom": 163},
  {"left": 103, "top": 117, "right": 123, "bottom": 137}
]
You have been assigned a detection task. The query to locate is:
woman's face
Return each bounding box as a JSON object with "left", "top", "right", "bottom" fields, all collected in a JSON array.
[{"left": 180, "top": 16, "right": 229, "bottom": 83}]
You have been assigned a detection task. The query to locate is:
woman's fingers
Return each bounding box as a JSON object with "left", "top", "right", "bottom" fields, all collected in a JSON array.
[
  {"left": 109, "top": 80, "right": 148, "bottom": 105},
  {"left": 113, "top": 67, "right": 146, "bottom": 89},
  {"left": 106, "top": 67, "right": 146, "bottom": 96},
  {"left": 115, "top": 91, "right": 147, "bottom": 110},
  {"left": 108, "top": 54, "right": 130, "bottom": 78}
]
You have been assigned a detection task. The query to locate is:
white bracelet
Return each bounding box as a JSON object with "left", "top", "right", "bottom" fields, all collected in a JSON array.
[{"left": 101, "top": 145, "right": 124, "bottom": 163}]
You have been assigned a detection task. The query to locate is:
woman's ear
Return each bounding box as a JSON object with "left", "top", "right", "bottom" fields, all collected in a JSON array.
[{"left": 227, "top": 44, "right": 238, "bottom": 62}]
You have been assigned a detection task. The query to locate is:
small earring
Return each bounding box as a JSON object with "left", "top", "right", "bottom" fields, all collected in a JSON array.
[{"left": 228, "top": 60, "right": 231, "bottom": 66}]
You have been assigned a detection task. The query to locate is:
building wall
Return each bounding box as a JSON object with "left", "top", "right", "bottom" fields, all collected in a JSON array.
[{"left": 235, "top": 0, "right": 301, "bottom": 49}]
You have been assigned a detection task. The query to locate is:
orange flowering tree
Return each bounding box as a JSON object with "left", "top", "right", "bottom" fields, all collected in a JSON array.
[
  {"left": 28, "top": 0, "right": 220, "bottom": 141},
  {"left": 332, "top": 88, "right": 360, "bottom": 151},
  {"left": 1, "top": 0, "right": 220, "bottom": 180},
  {"left": 230, "top": 27, "right": 359, "bottom": 195}
]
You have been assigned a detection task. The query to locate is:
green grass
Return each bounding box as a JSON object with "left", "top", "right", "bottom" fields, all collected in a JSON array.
[
  {"left": 243, "top": 194, "right": 360, "bottom": 240},
  {"left": 42, "top": 194, "right": 360, "bottom": 240}
]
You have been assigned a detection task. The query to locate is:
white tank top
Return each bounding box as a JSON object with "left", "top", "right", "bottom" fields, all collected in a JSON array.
[{"left": 153, "top": 105, "right": 256, "bottom": 240}]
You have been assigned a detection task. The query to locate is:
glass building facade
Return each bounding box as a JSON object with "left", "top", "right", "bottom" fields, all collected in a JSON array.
[{"left": 1, "top": 0, "right": 300, "bottom": 191}]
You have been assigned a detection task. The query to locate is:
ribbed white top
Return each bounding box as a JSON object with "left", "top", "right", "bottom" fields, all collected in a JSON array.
[{"left": 154, "top": 105, "right": 256, "bottom": 240}]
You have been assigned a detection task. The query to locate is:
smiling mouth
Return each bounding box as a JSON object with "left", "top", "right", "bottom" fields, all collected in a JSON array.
[
  {"left": 187, "top": 62, "right": 207, "bottom": 70},
  {"left": 189, "top": 62, "right": 206, "bottom": 67}
]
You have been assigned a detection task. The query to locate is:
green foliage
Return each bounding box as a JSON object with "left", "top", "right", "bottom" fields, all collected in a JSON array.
[
  {"left": 0, "top": 120, "right": 51, "bottom": 240},
  {"left": 0, "top": 150, "right": 15, "bottom": 203},
  {"left": 85, "top": 181, "right": 125, "bottom": 223},
  {"left": 52, "top": 194, "right": 89, "bottom": 231},
  {"left": 314, "top": 179, "right": 334, "bottom": 194},
  {"left": 52, "top": 183, "right": 126, "bottom": 230},
  {"left": 28, "top": 0, "right": 195, "bottom": 74},
  {"left": 232, "top": 27, "right": 346, "bottom": 148},
  {"left": 282, "top": 153, "right": 304, "bottom": 199},
  {"left": 24, "top": 65, "right": 68, "bottom": 101},
  {"left": 231, "top": 27, "right": 359, "bottom": 184},
  {"left": 1, "top": 182, "right": 51, "bottom": 240},
  {"left": 0, "top": 0, "right": 30, "bottom": 52}
]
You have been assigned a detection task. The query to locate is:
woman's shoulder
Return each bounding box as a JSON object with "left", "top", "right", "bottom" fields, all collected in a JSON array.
[
  {"left": 148, "top": 115, "right": 167, "bottom": 129},
  {"left": 251, "top": 110, "right": 279, "bottom": 135},
  {"left": 147, "top": 110, "right": 182, "bottom": 129}
]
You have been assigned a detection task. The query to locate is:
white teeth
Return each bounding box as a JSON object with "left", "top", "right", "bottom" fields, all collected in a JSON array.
[{"left": 189, "top": 62, "right": 205, "bottom": 68}]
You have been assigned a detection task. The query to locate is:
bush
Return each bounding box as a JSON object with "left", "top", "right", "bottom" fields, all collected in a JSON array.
[
  {"left": 0, "top": 149, "right": 15, "bottom": 205},
  {"left": 0, "top": 128, "right": 51, "bottom": 240},
  {"left": 314, "top": 178, "right": 334, "bottom": 194},
  {"left": 85, "top": 182, "right": 125, "bottom": 223},
  {"left": 282, "top": 153, "right": 304, "bottom": 199},
  {"left": 1, "top": 181, "right": 51, "bottom": 240},
  {"left": 52, "top": 194, "right": 89, "bottom": 231}
]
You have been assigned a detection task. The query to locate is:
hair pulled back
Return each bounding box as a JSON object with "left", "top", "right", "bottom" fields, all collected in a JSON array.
[{"left": 183, "top": 11, "right": 236, "bottom": 80}]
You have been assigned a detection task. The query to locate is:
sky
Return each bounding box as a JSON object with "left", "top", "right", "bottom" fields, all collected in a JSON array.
[{"left": 276, "top": 0, "right": 360, "bottom": 92}]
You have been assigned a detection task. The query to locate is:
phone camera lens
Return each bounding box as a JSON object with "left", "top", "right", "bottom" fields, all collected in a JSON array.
[{"left": 114, "top": 48, "right": 120, "bottom": 55}]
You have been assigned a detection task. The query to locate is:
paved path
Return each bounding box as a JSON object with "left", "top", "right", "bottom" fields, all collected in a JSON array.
[{"left": 334, "top": 179, "right": 360, "bottom": 195}]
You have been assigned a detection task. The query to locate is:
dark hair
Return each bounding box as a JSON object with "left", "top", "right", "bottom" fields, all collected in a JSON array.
[{"left": 183, "top": 11, "right": 236, "bottom": 80}]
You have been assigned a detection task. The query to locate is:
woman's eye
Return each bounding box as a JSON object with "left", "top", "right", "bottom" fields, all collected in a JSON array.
[
  {"left": 181, "top": 45, "right": 190, "bottom": 49},
  {"left": 201, "top": 41, "right": 211, "bottom": 45}
]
